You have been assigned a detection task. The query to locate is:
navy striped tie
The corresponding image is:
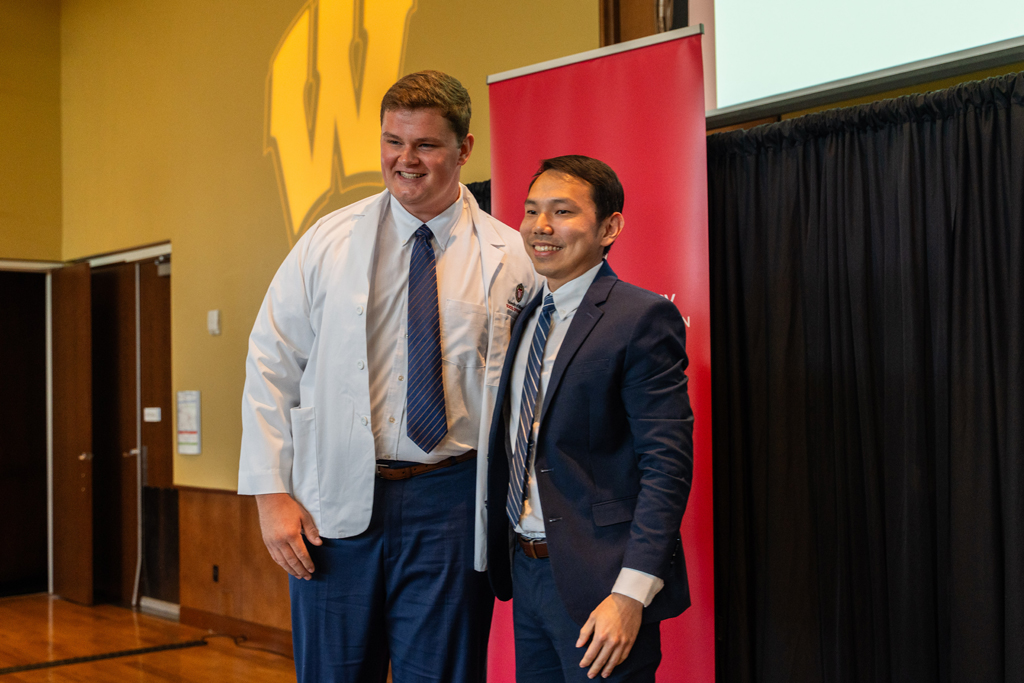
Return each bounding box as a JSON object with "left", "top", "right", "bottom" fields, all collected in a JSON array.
[
  {"left": 406, "top": 224, "right": 447, "bottom": 453},
  {"left": 507, "top": 294, "right": 556, "bottom": 528}
]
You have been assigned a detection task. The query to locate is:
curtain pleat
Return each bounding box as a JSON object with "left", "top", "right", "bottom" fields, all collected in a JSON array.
[{"left": 709, "top": 72, "right": 1024, "bottom": 683}]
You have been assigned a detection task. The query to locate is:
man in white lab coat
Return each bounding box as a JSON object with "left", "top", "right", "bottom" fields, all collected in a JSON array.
[{"left": 239, "top": 71, "right": 538, "bottom": 683}]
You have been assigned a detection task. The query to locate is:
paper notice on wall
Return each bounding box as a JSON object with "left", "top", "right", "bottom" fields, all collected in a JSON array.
[{"left": 176, "top": 390, "right": 201, "bottom": 455}]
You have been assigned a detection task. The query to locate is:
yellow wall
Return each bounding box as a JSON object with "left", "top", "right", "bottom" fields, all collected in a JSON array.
[
  {"left": 0, "top": 0, "right": 62, "bottom": 261},
  {"left": 58, "top": 0, "right": 598, "bottom": 490},
  {"left": 403, "top": 1, "right": 600, "bottom": 184}
]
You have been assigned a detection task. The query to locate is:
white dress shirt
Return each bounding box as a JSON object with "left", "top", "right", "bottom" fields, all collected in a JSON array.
[
  {"left": 507, "top": 261, "right": 664, "bottom": 607},
  {"left": 367, "top": 186, "right": 487, "bottom": 463}
]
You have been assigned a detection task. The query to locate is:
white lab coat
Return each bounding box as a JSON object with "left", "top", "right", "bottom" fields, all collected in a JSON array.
[{"left": 239, "top": 187, "right": 539, "bottom": 571}]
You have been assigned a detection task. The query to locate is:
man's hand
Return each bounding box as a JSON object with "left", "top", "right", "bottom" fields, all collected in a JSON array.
[
  {"left": 576, "top": 593, "right": 643, "bottom": 679},
  {"left": 255, "top": 493, "right": 322, "bottom": 580}
]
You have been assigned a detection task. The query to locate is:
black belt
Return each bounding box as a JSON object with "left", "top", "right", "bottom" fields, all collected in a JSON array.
[{"left": 375, "top": 450, "right": 477, "bottom": 481}]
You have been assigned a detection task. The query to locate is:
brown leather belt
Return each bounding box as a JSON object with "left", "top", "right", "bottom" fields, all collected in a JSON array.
[
  {"left": 375, "top": 450, "right": 477, "bottom": 481},
  {"left": 518, "top": 535, "right": 549, "bottom": 559}
]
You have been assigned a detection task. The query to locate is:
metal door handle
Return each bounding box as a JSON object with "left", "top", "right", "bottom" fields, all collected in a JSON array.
[
  {"left": 123, "top": 448, "right": 141, "bottom": 458},
  {"left": 78, "top": 452, "right": 93, "bottom": 461}
]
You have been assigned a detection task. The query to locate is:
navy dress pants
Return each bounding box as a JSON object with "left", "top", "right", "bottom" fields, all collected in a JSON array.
[
  {"left": 290, "top": 459, "right": 493, "bottom": 683},
  {"left": 512, "top": 544, "right": 661, "bottom": 682}
]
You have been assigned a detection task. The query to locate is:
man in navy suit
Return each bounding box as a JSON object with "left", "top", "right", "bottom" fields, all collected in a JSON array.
[{"left": 487, "top": 155, "right": 694, "bottom": 681}]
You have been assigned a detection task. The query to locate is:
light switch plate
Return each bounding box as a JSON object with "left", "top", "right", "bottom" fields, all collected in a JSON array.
[{"left": 207, "top": 309, "right": 221, "bottom": 336}]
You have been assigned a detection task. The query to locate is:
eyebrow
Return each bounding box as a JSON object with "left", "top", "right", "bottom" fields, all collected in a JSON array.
[
  {"left": 381, "top": 132, "right": 443, "bottom": 144},
  {"left": 524, "top": 197, "right": 574, "bottom": 206}
]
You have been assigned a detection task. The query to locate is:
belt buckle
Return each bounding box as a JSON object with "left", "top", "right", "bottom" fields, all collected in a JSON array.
[{"left": 375, "top": 463, "right": 389, "bottom": 476}]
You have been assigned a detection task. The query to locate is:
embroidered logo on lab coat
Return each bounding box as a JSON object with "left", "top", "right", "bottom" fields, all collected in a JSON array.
[{"left": 505, "top": 283, "right": 525, "bottom": 319}]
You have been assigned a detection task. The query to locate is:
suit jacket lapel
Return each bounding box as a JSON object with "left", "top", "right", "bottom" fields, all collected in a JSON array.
[
  {"left": 499, "top": 290, "right": 543, "bottom": 401},
  {"left": 489, "top": 289, "right": 544, "bottom": 462},
  {"left": 540, "top": 261, "right": 617, "bottom": 419}
]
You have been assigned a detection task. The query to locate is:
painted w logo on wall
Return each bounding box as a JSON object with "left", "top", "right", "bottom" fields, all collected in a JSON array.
[{"left": 266, "top": 0, "right": 417, "bottom": 245}]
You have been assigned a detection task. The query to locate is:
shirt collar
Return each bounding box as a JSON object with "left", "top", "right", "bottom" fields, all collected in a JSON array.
[
  {"left": 390, "top": 186, "right": 465, "bottom": 252},
  {"left": 543, "top": 261, "right": 604, "bottom": 321}
]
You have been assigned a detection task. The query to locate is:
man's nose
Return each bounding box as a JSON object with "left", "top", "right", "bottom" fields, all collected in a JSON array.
[
  {"left": 534, "top": 214, "right": 553, "bottom": 233},
  {"left": 399, "top": 145, "right": 418, "bottom": 165}
]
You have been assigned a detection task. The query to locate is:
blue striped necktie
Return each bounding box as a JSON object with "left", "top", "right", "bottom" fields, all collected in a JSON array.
[
  {"left": 406, "top": 224, "right": 447, "bottom": 453},
  {"left": 507, "top": 293, "right": 557, "bottom": 528}
]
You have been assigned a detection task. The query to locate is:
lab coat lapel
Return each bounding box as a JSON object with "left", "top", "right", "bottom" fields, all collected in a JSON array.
[
  {"left": 466, "top": 188, "right": 507, "bottom": 293},
  {"left": 349, "top": 191, "right": 389, "bottom": 282}
]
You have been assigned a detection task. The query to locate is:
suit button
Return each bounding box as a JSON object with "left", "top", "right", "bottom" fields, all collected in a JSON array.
[
  {"left": 357, "top": 360, "right": 365, "bottom": 369},
  {"left": 356, "top": 305, "right": 364, "bottom": 315},
  {"left": 361, "top": 416, "right": 369, "bottom": 426}
]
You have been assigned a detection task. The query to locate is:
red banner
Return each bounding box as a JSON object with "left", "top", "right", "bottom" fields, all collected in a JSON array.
[{"left": 487, "top": 31, "right": 712, "bottom": 682}]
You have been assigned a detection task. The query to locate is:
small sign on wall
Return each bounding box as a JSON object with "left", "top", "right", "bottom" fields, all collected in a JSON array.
[{"left": 177, "top": 390, "right": 201, "bottom": 455}]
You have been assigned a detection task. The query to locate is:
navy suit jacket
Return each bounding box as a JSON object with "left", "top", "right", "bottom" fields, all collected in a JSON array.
[{"left": 486, "top": 261, "right": 694, "bottom": 626}]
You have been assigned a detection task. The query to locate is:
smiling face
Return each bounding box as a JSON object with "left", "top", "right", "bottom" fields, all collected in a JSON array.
[
  {"left": 381, "top": 107, "right": 473, "bottom": 222},
  {"left": 520, "top": 170, "right": 623, "bottom": 291}
]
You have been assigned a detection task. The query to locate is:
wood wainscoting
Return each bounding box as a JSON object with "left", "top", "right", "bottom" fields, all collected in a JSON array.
[{"left": 178, "top": 488, "right": 292, "bottom": 657}]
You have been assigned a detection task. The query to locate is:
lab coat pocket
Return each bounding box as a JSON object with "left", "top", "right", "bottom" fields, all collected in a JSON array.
[
  {"left": 289, "top": 406, "right": 321, "bottom": 519},
  {"left": 442, "top": 299, "right": 488, "bottom": 368},
  {"left": 486, "top": 313, "right": 512, "bottom": 387}
]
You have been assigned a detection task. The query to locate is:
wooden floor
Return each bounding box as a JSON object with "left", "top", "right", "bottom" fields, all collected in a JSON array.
[{"left": 0, "top": 594, "right": 296, "bottom": 682}]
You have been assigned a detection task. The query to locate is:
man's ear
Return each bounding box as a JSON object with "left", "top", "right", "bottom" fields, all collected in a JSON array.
[
  {"left": 600, "top": 212, "right": 624, "bottom": 248},
  {"left": 458, "top": 133, "right": 475, "bottom": 166}
]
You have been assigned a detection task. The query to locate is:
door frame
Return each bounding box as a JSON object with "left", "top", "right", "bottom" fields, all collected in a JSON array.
[
  {"left": 0, "top": 241, "right": 171, "bottom": 597},
  {"left": 0, "top": 259, "right": 64, "bottom": 595},
  {"left": 79, "top": 242, "right": 172, "bottom": 606}
]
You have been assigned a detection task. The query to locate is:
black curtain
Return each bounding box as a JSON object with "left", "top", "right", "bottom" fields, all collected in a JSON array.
[
  {"left": 708, "top": 72, "right": 1023, "bottom": 683},
  {"left": 466, "top": 179, "right": 491, "bottom": 214}
]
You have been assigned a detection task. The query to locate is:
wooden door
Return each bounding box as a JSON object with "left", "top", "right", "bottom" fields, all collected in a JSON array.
[
  {"left": 140, "top": 260, "right": 172, "bottom": 489},
  {"left": 90, "top": 262, "right": 139, "bottom": 605},
  {"left": 52, "top": 263, "right": 94, "bottom": 605},
  {"left": 139, "top": 259, "right": 179, "bottom": 604},
  {"left": 600, "top": 0, "right": 689, "bottom": 46}
]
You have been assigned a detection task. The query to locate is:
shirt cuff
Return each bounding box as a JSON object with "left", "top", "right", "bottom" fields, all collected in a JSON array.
[{"left": 611, "top": 567, "right": 664, "bottom": 607}]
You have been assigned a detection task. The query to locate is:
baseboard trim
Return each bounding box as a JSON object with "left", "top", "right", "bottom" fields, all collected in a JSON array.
[
  {"left": 139, "top": 596, "right": 180, "bottom": 621},
  {"left": 179, "top": 607, "right": 293, "bottom": 659}
]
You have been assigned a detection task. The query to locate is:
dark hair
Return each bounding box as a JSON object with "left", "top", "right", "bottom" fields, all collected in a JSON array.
[
  {"left": 380, "top": 71, "right": 471, "bottom": 143},
  {"left": 528, "top": 155, "right": 624, "bottom": 254},
  {"left": 529, "top": 155, "right": 624, "bottom": 223}
]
